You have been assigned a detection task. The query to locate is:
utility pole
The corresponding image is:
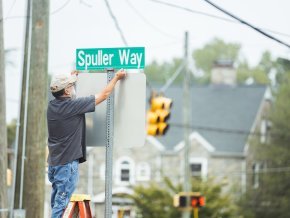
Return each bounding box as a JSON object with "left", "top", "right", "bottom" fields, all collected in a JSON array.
[
  {"left": 12, "top": 0, "right": 31, "bottom": 212},
  {"left": 0, "top": 0, "right": 8, "bottom": 217},
  {"left": 22, "top": 0, "right": 49, "bottom": 217},
  {"left": 182, "top": 31, "right": 191, "bottom": 218}
]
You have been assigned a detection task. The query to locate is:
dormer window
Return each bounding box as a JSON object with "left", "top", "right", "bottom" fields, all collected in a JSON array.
[{"left": 116, "top": 157, "right": 135, "bottom": 185}]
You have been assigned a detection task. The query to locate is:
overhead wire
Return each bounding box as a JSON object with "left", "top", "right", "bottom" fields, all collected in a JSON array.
[
  {"left": 124, "top": 0, "right": 179, "bottom": 40},
  {"left": 2, "top": 0, "right": 73, "bottom": 20},
  {"left": 147, "top": 0, "right": 290, "bottom": 40},
  {"left": 170, "top": 123, "right": 287, "bottom": 139},
  {"left": 50, "top": 0, "right": 72, "bottom": 15},
  {"left": 124, "top": 0, "right": 189, "bottom": 94},
  {"left": 64, "top": 166, "right": 290, "bottom": 180},
  {"left": 5, "top": 0, "right": 17, "bottom": 19},
  {"left": 103, "top": 0, "right": 128, "bottom": 46},
  {"left": 102, "top": 0, "right": 159, "bottom": 92},
  {"left": 202, "top": 0, "right": 290, "bottom": 49},
  {"left": 79, "top": 0, "right": 93, "bottom": 8}
]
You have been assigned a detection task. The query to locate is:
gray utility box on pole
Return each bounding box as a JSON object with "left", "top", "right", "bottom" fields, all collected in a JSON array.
[{"left": 76, "top": 72, "right": 146, "bottom": 148}]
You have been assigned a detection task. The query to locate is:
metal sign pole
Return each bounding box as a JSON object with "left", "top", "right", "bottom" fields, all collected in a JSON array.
[{"left": 105, "top": 68, "right": 115, "bottom": 218}]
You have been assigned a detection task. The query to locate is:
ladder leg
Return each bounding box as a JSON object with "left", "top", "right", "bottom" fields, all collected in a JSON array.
[
  {"left": 78, "top": 201, "right": 92, "bottom": 218},
  {"left": 62, "top": 202, "right": 77, "bottom": 218},
  {"left": 85, "top": 201, "right": 93, "bottom": 218}
]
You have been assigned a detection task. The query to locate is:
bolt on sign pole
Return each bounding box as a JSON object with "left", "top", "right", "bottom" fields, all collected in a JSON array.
[{"left": 105, "top": 68, "right": 115, "bottom": 218}]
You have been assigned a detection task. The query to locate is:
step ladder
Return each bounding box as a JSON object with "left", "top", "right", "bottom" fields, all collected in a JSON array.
[{"left": 62, "top": 194, "right": 93, "bottom": 218}]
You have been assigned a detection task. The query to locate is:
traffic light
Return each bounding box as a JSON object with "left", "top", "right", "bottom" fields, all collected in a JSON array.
[
  {"left": 147, "top": 93, "right": 173, "bottom": 136},
  {"left": 191, "top": 196, "right": 205, "bottom": 207},
  {"left": 173, "top": 192, "right": 205, "bottom": 208}
]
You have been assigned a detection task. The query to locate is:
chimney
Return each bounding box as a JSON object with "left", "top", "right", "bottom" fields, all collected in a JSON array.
[{"left": 211, "top": 59, "right": 236, "bottom": 85}]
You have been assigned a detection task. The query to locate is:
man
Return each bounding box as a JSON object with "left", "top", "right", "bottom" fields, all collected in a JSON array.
[{"left": 47, "top": 69, "right": 126, "bottom": 218}]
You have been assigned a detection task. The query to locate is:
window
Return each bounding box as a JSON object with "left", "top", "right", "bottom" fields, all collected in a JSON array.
[
  {"left": 116, "top": 157, "right": 135, "bottom": 185},
  {"left": 260, "top": 120, "right": 267, "bottom": 144},
  {"left": 252, "top": 163, "right": 260, "bottom": 189},
  {"left": 189, "top": 158, "right": 208, "bottom": 179},
  {"left": 120, "top": 161, "right": 130, "bottom": 182},
  {"left": 190, "top": 163, "right": 202, "bottom": 176},
  {"left": 136, "top": 162, "right": 151, "bottom": 181}
]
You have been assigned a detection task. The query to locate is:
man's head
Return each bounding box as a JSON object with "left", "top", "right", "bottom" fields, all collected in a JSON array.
[{"left": 50, "top": 74, "right": 77, "bottom": 99}]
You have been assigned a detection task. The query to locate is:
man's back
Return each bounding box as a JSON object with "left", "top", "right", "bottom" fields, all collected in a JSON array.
[{"left": 47, "top": 96, "right": 95, "bottom": 166}]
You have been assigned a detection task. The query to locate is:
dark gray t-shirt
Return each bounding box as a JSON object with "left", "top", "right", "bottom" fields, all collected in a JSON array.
[{"left": 47, "top": 96, "right": 95, "bottom": 166}]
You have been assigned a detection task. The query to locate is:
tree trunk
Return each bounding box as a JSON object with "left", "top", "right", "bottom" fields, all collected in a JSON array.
[
  {"left": 0, "top": 0, "right": 8, "bottom": 217},
  {"left": 22, "top": 0, "right": 49, "bottom": 217}
]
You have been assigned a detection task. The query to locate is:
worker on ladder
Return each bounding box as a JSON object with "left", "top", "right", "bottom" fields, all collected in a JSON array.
[{"left": 47, "top": 69, "right": 126, "bottom": 218}]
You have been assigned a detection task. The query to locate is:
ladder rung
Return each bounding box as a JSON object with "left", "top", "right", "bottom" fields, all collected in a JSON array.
[{"left": 70, "top": 194, "right": 91, "bottom": 202}]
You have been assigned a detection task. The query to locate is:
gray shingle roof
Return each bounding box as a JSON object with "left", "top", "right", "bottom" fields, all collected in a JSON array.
[{"left": 148, "top": 85, "right": 267, "bottom": 153}]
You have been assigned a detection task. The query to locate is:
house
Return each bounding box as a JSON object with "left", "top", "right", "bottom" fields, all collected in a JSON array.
[{"left": 44, "top": 62, "right": 271, "bottom": 217}]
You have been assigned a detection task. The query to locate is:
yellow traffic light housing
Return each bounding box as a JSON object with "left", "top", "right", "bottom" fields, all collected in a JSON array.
[
  {"left": 147, "top": 93, "right": 172, "bottom": 136},
  {"left": 151, "top": 96, "right": 173, "bottom": 111}
]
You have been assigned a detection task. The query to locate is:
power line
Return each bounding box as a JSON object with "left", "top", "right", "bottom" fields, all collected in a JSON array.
[
  {"left": 80, "top": 0, "right": 93, "bottom": 8},
  {"left": 1, "top": 0, "right": 72, "bottom": 21},
  {"left": 102, "top": 0, "right": 158, "bottom": 92},
  {"left": 147, "top": 0, "right": 290, "bottom": 39},
  {"left": 103, "top": 0, "right": 128, "bottom": 46},
  {"left": 5, "top": 0, "right": 17, "bottom": 19},
  {"left": 163, "top": 166, "right": 290, "bottom": 177},
  {"left": 170, "top": 123, "right": 286, "bottom": 139},
  {"left": 203, "top": 0, "right": 290, "bottom": 49},
  {"left": 50, "top": 0, "right": 72, "bottom": 15},
  {"left": 124, "top": 0, "right": 179, "bottom": 40}
]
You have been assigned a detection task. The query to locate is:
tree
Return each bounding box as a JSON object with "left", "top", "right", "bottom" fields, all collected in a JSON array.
[
  {"left": 130, "top": 177, "right": 238, "bottom": 218},
  {"left": 145, "top": 38, "right": 274, "bottom": 86},
  {"left": 275, "top": 58, "right": 290, "bottom": 85},
  {"left": 236, "top": 61, "right": 270, "bottom": 85},
  {"left": 236, "top": 51, "right": 272, "bottom": 85},
  {"left": 145, "top": 58, "right": 183, "bottom": 85},
  {"left": 240, "top": 73, "right": 290, "bottom": 218},
  {"left": 0, "top": 0, "right": 8, "bottom": 217},
  {"left": 193, "top": 38, "right": 241, "bottom": 75}
]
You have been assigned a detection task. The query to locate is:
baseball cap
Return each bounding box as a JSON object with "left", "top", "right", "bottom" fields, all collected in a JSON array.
[{"left": 50, "top": 73, "right": 77, "bottom": 93}]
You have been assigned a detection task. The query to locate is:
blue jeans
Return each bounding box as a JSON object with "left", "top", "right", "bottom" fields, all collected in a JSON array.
[{"left": 48, "top": 160, "right": 79, "bottom": 218}]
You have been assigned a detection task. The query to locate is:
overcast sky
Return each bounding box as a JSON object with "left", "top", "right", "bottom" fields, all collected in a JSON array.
[{"left": 4, "top": 0, "right": 290, "bottom": 122}]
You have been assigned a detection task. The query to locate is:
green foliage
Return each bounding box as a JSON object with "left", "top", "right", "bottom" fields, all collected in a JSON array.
[
  {"left": 237, "top": 51, "right": 272, "bottom": 85},
  {"left": 258, "top": 51, "right": 273, "bottom": 74},
  {"left": 275, "top": 58, "right": 290, "bottom": 85},
  {"left": 144, "top": 58, "right": 183, "bottom": 85},
  {"left": 144, "top": 38, "right": 277, "bottom": 86},
  {"left": 239, "top": 74, "right": 290, "bottom": 218},
  {"left": 193, "top": 38, "right": 240, "bottom": 74},
  {"left": 130, "top": 177, "right": 238, "bottom": 218},
  {"left": 130, "top": 178, "right": 180, "bottom": 218}
]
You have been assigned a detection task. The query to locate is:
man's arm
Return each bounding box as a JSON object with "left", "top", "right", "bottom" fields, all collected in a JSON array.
[{"left": 95, "top": 69, "right": 126, "bottom": 105}]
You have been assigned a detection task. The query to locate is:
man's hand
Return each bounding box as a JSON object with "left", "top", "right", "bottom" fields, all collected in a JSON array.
[
  {"left": 115, "top": 69, "right": 127, "bottom": 80},
  {"left": 71, "top": 70, "right": 79, "bottom": 76}
]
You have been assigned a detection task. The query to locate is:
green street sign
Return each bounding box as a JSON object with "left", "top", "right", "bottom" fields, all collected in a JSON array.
[{"left": 76, "top": 47, "right": 145, "bottom": 70}]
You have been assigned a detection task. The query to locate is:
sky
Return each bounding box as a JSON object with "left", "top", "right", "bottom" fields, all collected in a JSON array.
[{"left": 3, "top": 0, "right": 290, "bottom": 122}]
